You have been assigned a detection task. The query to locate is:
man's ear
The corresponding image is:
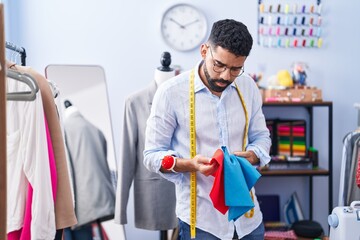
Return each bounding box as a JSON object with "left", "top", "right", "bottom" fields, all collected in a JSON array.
[{"left": 200, "top": 44, "right": 208, "bottom": 59}]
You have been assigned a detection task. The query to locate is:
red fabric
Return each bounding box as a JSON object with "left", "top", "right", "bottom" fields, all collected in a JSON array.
[
  {"left": 264, "top": 230, "right": 297, "bottom": 240},
  {"left": 209, "top": 149, "right": 228, "bottom": 214}
]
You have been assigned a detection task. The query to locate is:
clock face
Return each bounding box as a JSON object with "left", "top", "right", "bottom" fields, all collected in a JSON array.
[{"left": 161, "top": 4, "right": 208, "bottom": 52}]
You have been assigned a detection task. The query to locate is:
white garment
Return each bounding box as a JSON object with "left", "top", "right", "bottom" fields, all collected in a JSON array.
[{"left": 6, "top": 77, "right": 56, "bottom": 239}]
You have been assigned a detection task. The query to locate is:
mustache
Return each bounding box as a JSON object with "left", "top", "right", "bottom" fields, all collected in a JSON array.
[{"left": 212, "top": 79, "right": 229, "bottom": 84}]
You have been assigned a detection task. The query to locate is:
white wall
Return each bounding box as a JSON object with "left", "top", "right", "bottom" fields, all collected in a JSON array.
[{"left": 5, "top": 0, "right": 360, "bottom": 238}]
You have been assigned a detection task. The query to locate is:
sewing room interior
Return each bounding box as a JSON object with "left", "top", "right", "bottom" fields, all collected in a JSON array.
[{"left": 0, "top": 0, "right": 360, "bottom": 239}]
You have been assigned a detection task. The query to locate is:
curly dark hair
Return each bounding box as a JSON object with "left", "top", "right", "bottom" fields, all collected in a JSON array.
[{"left": 208, "top": 19, "right": 253, "bottom": 57}]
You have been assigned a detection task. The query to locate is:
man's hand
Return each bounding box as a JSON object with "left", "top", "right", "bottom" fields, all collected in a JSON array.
[
  {"left": 193, "top": 154, "right": 219, "bottom": 176},
  {"left": 233, "top": 150, "right": 259, "bottom": 165}
]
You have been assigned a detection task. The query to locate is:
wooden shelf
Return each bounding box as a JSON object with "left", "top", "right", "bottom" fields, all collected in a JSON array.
[
  {"left": 263, "top": 101, "right": 332, "bottom": 107},
  {"left": 260, "top": 168, "right": 329, "bottom": 176}
]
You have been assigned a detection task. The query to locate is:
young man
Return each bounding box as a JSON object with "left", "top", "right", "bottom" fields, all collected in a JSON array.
[{"left": 144, "top": 19, "right": 271, "bottom": 240}]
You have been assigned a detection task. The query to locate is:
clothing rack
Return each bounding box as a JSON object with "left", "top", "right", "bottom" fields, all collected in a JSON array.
[
  {"left": 0, "top": 4, "right": 7, "bottom": 240},
  {"left": 6, "top": 41, "right": 26, "bottom": 66}
]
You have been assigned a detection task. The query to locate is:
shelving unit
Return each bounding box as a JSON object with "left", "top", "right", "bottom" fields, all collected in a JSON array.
[{"left": 260, "top": 101, "right": 333, "bottom": 219}]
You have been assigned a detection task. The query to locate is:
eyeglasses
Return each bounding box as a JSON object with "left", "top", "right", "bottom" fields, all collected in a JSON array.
[{"left": 207, "top": 45, "right": 245, "bottom": 77}]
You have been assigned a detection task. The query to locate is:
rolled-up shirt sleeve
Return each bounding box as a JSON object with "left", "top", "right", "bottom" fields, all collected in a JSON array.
[{"left": 246, "top": 82, "right": 272, "bottom": 166}]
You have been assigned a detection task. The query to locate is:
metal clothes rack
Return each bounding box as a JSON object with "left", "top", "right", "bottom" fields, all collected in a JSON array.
[{"left": 5, "top": 41, "right": 26, "bottom": 66}]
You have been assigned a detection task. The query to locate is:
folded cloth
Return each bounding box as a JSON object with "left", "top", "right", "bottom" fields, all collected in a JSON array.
[{"left": 209, "top": 146, "right": 262, "bottom": 221}]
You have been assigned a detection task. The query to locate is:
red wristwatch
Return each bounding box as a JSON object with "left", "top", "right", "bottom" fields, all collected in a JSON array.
[{"left": 161, "top": 155, "right": 177, "bottom": 172}]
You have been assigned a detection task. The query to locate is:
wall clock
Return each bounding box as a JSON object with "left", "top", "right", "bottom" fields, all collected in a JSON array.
[{"left": 161, "top": 3, "right": 208, "bottom": 52}]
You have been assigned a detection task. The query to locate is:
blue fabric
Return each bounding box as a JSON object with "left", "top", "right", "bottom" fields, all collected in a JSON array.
[{"left": 222, "top": 146, "right": 261, "bottom": 221}]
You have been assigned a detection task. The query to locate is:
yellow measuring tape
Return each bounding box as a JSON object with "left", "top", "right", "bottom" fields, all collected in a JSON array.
[
  {"left": 189, "top": 71, "right": 254, "bottom": 238},
  {"left": 189, "top": 69, "right": 197, "bottom": 238}
]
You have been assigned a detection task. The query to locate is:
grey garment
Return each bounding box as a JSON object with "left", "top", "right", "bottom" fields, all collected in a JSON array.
[
  {"left": 347, "top": 137, "right": 360, "bottom": 204},
  {"left": 340, "top": 132, "right": 360, "bottom": 205},
  {"left": 64, "top": 109, "right": 115, "bottom": 228},
  {"left": 114, "top": 80, "right": 177, "bottom": 230}
]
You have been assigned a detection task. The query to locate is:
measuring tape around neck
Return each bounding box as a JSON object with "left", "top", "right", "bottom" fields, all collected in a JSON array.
[{"left": 188, "top": 70, "right": 254, "bottom": 238}]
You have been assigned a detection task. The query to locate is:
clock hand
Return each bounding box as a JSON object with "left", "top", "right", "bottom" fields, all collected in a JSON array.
[
  {"left": 169, "top": 18, "right": 185, "bottom": 29},
  {"left": 183, "top": 19, "right": 200, "bottom": 27}
]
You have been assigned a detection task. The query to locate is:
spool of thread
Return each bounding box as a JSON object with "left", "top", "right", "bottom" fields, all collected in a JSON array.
[
  {"left": 276, "top": 26, "right": 281, "bottom": 36},
  {"left": 293, "top": 28, "right": 297, "bottom": 36},
  {"left": 277, "top": 38, "right": 281, "bottom": 47},
  {"left": 260, "top": 16, "right": 264, "bottom": 24},
  {"left": 277, "top": 16, "right": 281, "bottom": 24},
  {"left": 317, "top": 27, "right": 322, "bottom": 37},
  {"left": 285, "top": 4, "right": 289, "bottom": 14},
  {"left": 317, "top": 4, "right": 322, "bottom": 15},
  {"left": 301, "top": 16, "right": 306, "bottom": 25},
  {"left": 310, "top": 17, "right": 314, "bottom": 25},
  {"left": 268, "top": 15, "right": 272, "bottom": 25},
  {"left": 293, "top": 16, "right": 297, "bottom": 25},
  {"left": 259, "top": 27, "right": 264, "bottom": 35},
  {"left": 317, "top": 38, "right": 323, "bottom": 48},
  {"left": 309, "top": 28, "right": 313, "bottom": 36},
  {"left": 285, "top": 27, "right": 289, "bottom": 35},
  {"left": 293, "top": 39, "right": 298, "bottom": 47},
  {"left": 301, "top": 28, "right": 305, "bottom": 36},
  {"left": 310, "top": 5, "right": 315, "bottom": 13},
  {"left": 310, "top": 39, "right": 315, "bottom": 47},
  {"left": 269, "top": 4, "right": 273, "bottom": 13},
  {"left": 284, "top": 16, "right": 289, "bottom": 25},
  {"left": 269, "top": 27, "right": 272, "bottom": 35},
  {"left": 317, "top": 17, "right": 322, "bottom": 26},
  {"left": 277, "top": 4, "right": 281, "bottom": 13},
  {"left": 268, "top": 37, "right": 273, "bottom": 47},
  {"left": 293, "top": 4, "right": 297, "bottom": 14},
  {"left": 302, "top": 5, "right": 306, "bottom": 13},
  {"left": 285, "top": 38, "right": 290, "bottom": 48},
  {"left": 302, "top": 39, "right": 306, "bottom": 47},
  {"left": 259, "top": 3, "right": 265, "bottom": 13}
]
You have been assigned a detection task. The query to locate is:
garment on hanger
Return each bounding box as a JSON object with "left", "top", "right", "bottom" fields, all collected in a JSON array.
[
  {"left": 114, "top": 80, "right": 177, "bottom": 230},
  {"left": 339, "top": 131, "right": 360, "bottom": 205},
  {"left": 64, "top": 106, "right": 115, "bottom": 228},
  {"left": 346, "top": 138, "right": 360, "bottom": 203},
  {"left": 6, "top": 72, "right": 56, "bottom": 239},
  {"left": 12, "top": 64, "right": 77, "bottom": 229}
]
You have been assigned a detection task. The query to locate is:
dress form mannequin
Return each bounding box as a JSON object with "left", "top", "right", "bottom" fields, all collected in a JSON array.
[
  {"left": 115, "top": 51, "right": 177, "bottom": 240},
  {"left": 154, "top": 52, "right": 175, "bottom": 86}
]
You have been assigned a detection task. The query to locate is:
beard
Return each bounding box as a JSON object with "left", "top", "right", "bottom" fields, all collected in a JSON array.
[{"left": 203, "top": 61, "right": 231, "bottom": 93}]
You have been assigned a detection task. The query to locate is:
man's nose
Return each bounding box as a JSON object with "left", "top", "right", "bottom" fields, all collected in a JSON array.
[{"left": 219, "top": 68, "right": 232, "bottom": 79}]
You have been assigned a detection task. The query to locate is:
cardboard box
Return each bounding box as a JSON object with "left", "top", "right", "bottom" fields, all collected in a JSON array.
[{"left": 262, "top": 87, "right": 322, "bottom": 103}]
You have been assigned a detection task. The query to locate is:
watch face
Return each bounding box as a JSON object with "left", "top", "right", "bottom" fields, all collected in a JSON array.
[{"left": 161, "top": 4, "right": 208, "bottom": 52}]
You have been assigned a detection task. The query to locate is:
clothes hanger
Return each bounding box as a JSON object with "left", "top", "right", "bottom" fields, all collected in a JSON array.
[{"left": 6, "top": 69, "right": 39, "bottom": 101}]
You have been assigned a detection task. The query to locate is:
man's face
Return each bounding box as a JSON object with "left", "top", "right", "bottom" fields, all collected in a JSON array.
[
  {"left": 201, "top": 45, "right": 246, "bottom": 95},
  {"left": 203, "top": 61, "right": 232, "bottom": 93}
]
